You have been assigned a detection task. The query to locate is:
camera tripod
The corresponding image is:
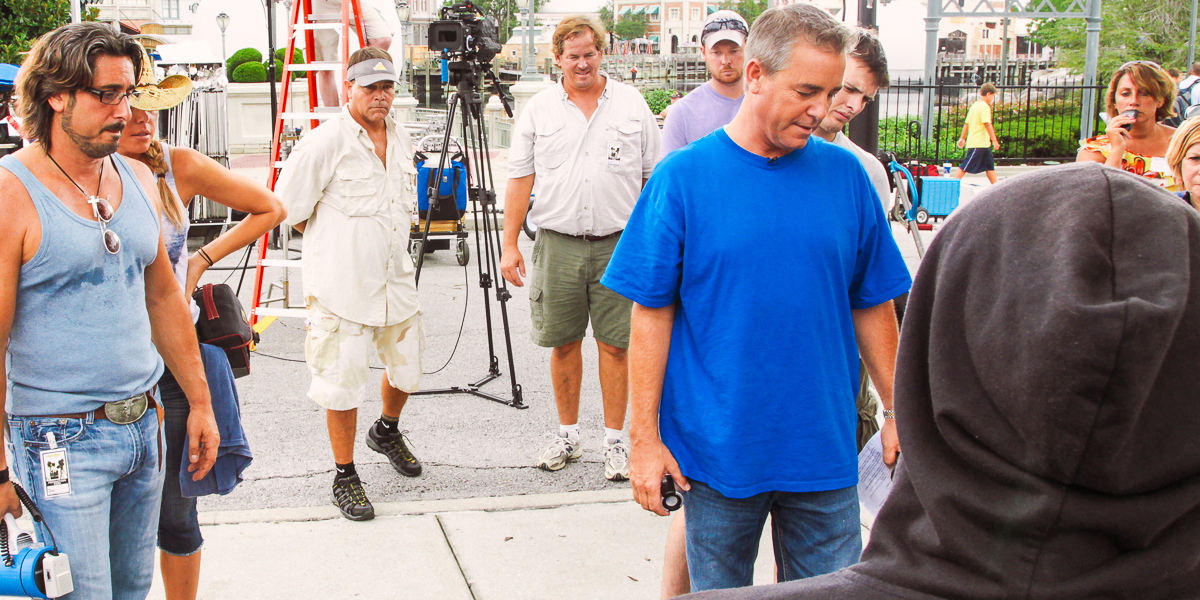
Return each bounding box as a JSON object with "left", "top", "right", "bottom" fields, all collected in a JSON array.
[{"left": 410, "top": 59, "right": 525, "bottom": 409}]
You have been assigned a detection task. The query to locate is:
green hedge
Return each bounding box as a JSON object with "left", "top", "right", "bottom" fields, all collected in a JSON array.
[
  {"left": 227, "top": 48, "right": 262, "bottom": 76},
  {"left": 231, "top": 61, "right": 267, "bottom": 83},
  {"left": 879, "top": 98, "right": 1101, "bottom": 162},
  {"left": 264, "top": 59, "right": 302, "bottom": 82},
  {"left": 642, "top": 88, "right": 671, "bottom": 115},
  {"left": 275, "top": 47, "right": 304, "bottom": 64}
]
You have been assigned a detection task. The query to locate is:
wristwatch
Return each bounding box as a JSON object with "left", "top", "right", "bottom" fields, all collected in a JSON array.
[
  {"left": 0, "top": 468, "right": 10, "bottom": 484},
  {"left": 882, "top": 409, "right": 896, "bottom": 420}
]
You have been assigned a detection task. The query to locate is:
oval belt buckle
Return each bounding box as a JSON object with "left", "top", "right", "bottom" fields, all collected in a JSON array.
[{"left": 104, "top": 394, "right": 148, "bottom": 425}]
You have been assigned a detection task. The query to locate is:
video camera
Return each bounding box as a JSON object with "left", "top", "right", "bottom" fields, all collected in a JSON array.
[{"left": 427, "top": 1, "right": 503, "bottom": 64}]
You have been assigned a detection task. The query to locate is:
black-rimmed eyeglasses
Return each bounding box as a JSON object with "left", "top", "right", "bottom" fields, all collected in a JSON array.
[{"left": 84, "top": 88, "right": 142, "bottom": 106}]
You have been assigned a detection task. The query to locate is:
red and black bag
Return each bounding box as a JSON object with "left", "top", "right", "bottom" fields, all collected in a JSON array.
[{"left": 192, "top": 283, "right": 257, "bottom": 378}]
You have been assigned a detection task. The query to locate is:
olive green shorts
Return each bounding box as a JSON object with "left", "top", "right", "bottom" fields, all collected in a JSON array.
[{"left": 529, "top": 229, "right": 633, "bottom": 349}]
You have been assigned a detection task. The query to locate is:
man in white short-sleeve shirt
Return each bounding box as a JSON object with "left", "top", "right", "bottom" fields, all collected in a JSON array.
[
  {"left": 815, "top": 30, "right": 892, "bottom": 211},
  {"left": 277, "top": 48, "right": 424, "bottom": 522},
  {"left": 500, "top": 15, "right": 660, "bottom": 482},
  {"left": 814, "top": 29, "right": 902, "bottom": 454}
]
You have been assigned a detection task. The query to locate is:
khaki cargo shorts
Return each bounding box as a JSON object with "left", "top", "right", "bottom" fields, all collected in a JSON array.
[
  {"left": 529, "top": 229, "right": 632, "bottom": 349},
  {"left": 310, "top": 0, "right": 393, "bottom": 61},
  {"left": 304, "top": 298, "right": 424, "bottom": 411}
]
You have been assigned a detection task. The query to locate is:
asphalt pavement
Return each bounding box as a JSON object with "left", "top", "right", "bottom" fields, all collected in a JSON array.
[{"left": 138, "top": 153, "right": 1029, "bottom": 598}]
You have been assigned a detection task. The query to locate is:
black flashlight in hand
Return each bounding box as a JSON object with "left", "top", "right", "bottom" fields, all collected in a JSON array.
[{"left": 661, "top": 475, "right": 683, "bottom": 512}]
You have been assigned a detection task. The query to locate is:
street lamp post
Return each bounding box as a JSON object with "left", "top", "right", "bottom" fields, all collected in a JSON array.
[
  {"left": 394, "top": 0, "right": 413, "bottom": 96},
  {"left": 216, "top": 12, "right": 230, "bottom": 66},
  {"left": 521, "top": 0, "right": 542, "bottom": 80}
]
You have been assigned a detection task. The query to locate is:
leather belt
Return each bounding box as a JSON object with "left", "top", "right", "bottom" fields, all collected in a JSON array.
[
  {"left": 38, "top": 389, "right": 164, "bottom": 470},
  {"left": 43, "top": 390, "right": 158, "bottom": 425},
  {"left": 557, "top": 230, "right": 622, "bottom": 242}
]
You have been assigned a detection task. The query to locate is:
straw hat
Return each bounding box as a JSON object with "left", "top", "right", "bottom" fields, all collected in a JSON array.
[{"left": 130, "top": 45, "right": 193, "bottom": 111}]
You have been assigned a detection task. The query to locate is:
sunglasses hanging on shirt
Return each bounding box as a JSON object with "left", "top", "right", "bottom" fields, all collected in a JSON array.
[{"left": 45, "top": 153, "right": 122, "bottom": 254}]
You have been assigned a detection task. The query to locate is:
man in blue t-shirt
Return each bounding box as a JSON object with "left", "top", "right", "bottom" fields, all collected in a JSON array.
[
  {"left": 602, "top": 5, "right": 912, "bottom": 592},
  {"left": 660, "top": 10, "right": 748, "bottom": 158}
]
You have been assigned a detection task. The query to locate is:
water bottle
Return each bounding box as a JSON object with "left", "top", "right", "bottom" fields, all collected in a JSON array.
[{"left": 943, "top": 162, "right": 951, "bottom": 177}]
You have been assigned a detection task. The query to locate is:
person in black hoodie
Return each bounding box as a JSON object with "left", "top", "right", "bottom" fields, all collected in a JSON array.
[{"left": 683, "top": 161, "right": 1200, "bottom": 600}]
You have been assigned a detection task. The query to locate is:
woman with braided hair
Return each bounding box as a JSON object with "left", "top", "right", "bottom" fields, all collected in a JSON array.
[{"left": 117, "top": 49, "right": 285, "bottom": 600}]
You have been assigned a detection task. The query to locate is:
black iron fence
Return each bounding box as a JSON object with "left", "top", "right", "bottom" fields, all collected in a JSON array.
[{"left": 877, "top": 79, "right": 1107, "bottom": 166}]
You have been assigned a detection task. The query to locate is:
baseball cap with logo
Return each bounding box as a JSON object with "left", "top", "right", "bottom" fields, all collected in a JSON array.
[
  {"left": 346, "top": 58, "right": 399, "bottom": 86},
  {"left": 701, "top": 10, "right": 749, "bottom": 49}
]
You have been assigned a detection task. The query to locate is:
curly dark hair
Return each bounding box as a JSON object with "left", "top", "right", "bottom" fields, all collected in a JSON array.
[{"left": 15, "top": 22, "right": 143, "bottom": 150}]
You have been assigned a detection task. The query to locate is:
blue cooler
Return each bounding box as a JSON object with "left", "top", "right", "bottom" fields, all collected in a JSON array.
[
  {"left": 417, "top": 159, "right": 468, "bottom": 219},
  {"left": 912, "top": 176, "right": 961, "bottom": 220}
]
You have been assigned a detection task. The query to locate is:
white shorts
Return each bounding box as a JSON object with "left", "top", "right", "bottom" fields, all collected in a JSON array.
[
  {"left": 309, "top": 0, "right": 393, "bottom": 62},
  {"left": 304, "top": 298, "right": 424, "bottom": 411}
]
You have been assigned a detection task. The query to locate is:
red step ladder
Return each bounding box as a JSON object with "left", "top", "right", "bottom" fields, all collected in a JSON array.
[{"left": 249, "top": 0, "right": 367, "bottom": 333}]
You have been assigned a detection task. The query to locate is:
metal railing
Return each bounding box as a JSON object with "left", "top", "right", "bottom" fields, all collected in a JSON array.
[
  {"left": 877, "top": 78, "right": 1106, "bottom": 165},
  {"left": 405, "top": 107, "right": 515, "bottom": 150}
]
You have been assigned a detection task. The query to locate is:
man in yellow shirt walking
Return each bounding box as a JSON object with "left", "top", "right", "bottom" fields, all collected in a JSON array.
[{"left": 952, "top": 82, "right": 1001, "bottom": 184}]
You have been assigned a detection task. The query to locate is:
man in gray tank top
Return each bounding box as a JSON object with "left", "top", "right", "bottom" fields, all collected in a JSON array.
[{"left": 0, "top": 23, "right": 218, "bottom": 600}]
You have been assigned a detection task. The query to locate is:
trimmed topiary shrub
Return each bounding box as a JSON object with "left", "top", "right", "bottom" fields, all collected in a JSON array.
[
  {"left": 226, "top": 48, "right": 262, "bottom": 76},
  {"left": 642, "top": 88, "right": 671, "bottom": 115},
  {"left": 275, "top": 47, "right": 304, "bottom": 65},
  {"left": 264, "top": 59, "right": 301, "bottom": 82},
  {"left": 231, "top": 61, "right": 267, "bottom": 83}
]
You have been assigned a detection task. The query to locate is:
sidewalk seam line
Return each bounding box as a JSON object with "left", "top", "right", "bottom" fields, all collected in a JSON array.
[{"left": 436, "top": 513, "right": 478, "bottom": 600}]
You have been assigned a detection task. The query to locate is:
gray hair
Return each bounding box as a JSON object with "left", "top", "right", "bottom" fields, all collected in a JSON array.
[{"left": 744, "top": 4, "right": 852, "bottom": 77}]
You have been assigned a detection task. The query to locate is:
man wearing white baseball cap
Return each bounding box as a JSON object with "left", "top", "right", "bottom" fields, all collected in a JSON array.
[
  {"left": 277, "top": 48, "right": 425, "bottom": 521},
  {"left": 660, "top": 9, "right": 749, "bottom": 158}
]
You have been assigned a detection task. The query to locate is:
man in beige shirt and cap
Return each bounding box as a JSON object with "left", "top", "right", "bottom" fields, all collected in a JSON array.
[{"left": 278, "top": 47, "right": 423, "bottom": 522}]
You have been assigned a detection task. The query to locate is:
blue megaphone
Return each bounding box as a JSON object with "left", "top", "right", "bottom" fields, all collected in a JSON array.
[{"left": 0, "top": 484, "right": 72, "bottom": 599}]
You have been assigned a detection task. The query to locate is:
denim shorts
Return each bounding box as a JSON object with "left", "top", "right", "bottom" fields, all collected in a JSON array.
[
  {"left": 8, "top": 405, "right": 163, "bottom": 600},
  {"left": 683, "top": 479, "right": 862, "bottom": 592},
  {"left": 528, "top": 229, "right": 633, "bottom": 349}
]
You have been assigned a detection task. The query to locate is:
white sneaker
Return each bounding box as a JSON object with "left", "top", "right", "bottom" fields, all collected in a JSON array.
[
  {"left": 603, "top": 441, "right": 630, "bottom": 481},
  {"left": 536, "top": 434, "right": 583, "bottom": 471}
]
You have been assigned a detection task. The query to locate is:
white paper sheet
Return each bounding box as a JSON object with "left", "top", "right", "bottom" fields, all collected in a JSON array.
[{"left": 858, "top": 431, "right": 894, "bottom": 519}]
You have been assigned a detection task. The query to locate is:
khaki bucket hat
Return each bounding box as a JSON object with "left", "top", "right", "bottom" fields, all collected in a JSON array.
[{"left": 130, "top": 45, "right": 193, "bottom": 111}]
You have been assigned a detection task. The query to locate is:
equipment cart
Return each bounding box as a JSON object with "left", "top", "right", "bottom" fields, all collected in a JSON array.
[
  {"left": 411, "top": 135, "right": 470, "bottom": 266},
  {"left": 909, "top": 176, "right": 961, "bottom": 224}
]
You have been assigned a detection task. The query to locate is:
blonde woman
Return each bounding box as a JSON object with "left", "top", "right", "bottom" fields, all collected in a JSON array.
[
  {"left": 1167, "top": 116, "right": 1200, "bottom": 208},
  {"left": 117, "top": 52, "right": 284, "bottom": 600}
]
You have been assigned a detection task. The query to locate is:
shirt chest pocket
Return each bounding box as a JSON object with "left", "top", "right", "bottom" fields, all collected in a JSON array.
[
  {"left": 390, "top": 157, "right": 418, "bottom": 212},
  {"left": 605, "top": 120, "right": 642, "bottom": 176},
  {"left": 533, "top": 121, "right": 570, "bottom": 172},
  {"left": 330, "top": 162, "right": 380, "bottom": 217}
]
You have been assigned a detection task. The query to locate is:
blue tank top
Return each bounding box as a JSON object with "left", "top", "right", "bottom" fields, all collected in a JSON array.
[{"left": 1, "top": 154, "right": 165, "bottom": 416}]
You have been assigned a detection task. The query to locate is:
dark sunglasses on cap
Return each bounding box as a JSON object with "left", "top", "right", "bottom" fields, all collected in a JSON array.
[{"left": 702, "top": 17, "right": 748, "bottom": 40}]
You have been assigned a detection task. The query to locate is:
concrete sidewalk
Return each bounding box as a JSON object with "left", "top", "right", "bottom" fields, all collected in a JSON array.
[{"left": 146, "top": 490, "right": 872, "bottom": 600}]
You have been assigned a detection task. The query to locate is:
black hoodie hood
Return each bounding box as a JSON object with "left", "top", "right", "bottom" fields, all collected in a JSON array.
[{"left": 686, "top": 162, "right": 1200, "bottom": 600}]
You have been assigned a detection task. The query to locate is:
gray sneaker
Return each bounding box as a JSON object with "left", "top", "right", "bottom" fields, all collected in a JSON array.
[
  {"left": 536, "top": 434, "right": 583, "bottom": 471},
  {"left": 603, "top": 441, "right": 630, "bottom": 481}
]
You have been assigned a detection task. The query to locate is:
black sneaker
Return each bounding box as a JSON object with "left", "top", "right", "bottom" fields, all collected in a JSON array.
[
  {"left": 332, "top": 474, "right": 374, "bottom": 521},
  {"left": 367, "top": 425, "right": 423, "bottom": 477}
]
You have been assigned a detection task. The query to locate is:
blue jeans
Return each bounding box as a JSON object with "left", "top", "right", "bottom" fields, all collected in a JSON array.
[
  {"left": 683, "top": 480, "right": 862, "bottom": 592},
  {"left": 8, "top": 408, "right": 163, "bottom": 600}
]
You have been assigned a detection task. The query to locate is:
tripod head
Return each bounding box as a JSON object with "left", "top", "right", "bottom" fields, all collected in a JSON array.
[{"left": 442, "top": 58, "right": 513, "bottom": 118}]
